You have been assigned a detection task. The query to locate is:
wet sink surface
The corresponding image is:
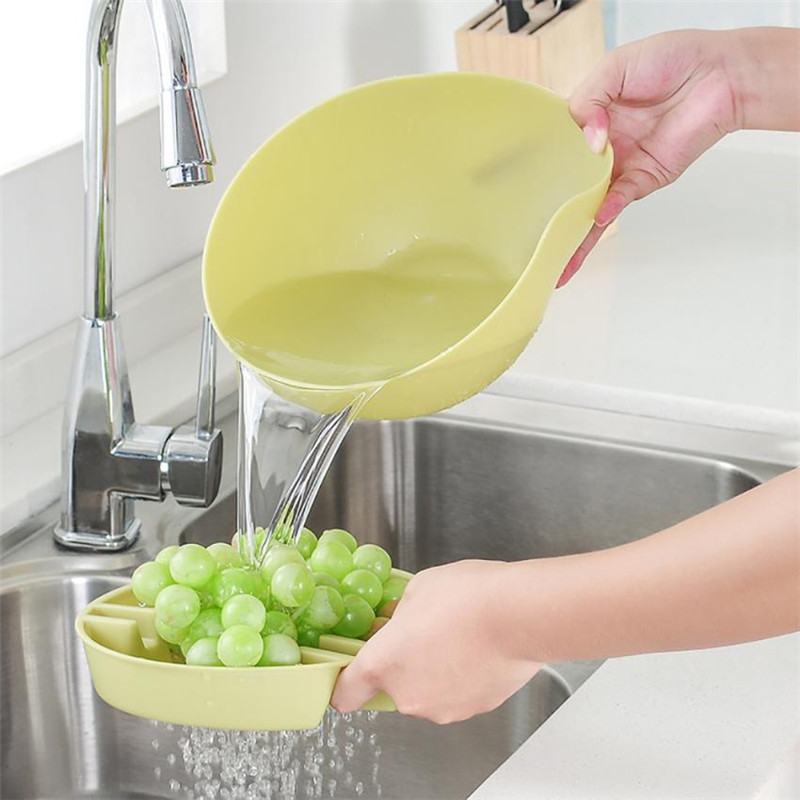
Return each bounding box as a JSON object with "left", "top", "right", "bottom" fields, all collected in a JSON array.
[{"left": 1, "top": 411, "right": 773, "bottom": 799}]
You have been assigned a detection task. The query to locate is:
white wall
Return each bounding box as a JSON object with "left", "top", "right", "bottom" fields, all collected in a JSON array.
[
  {"left": 612, "top": 0, "right": 796, "bottom": 43},
  {"left": 0, "top": 0, "right": 227, "bottom": 173}
]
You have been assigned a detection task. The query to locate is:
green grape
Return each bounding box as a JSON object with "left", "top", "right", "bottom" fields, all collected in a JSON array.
[
  {"left": 217, "top": 625, "right": 263, "bottom": 667},
  {"left": 155, "top": 616, "right": 190, "bottom": 645},
  {"left": 296, "top": 528, "right": 318, "bottom": 559},
  {"left": 251, "top": 571, "right": 271, "bottom": 607},
  {"left": 271, "top": 563, "right": 315, "bottom": 608},
  {"left": 331, "top": 594, "right": 375, "bottom": 639},
  {"left": 296, "top": 626, "right": 321, "bottom": 647},
  {"left": 352, "top": 544, "right": 392, "bottom": 583},
  {"left": 298, "top": 586, "right": 345, "bottom": 630},
  {"left": 318, "top": 528, "right": 358, "bottom": 554},
  {"left": 268, "top": 594, "right": 290, "bottom": 614},
  {"left": 206, "top": 542, "right": 242, "bottom": 570},
  {"left": 254, "top": 527, "right": 268, "bottom": 551},
  {"left": 186, "top": 636, "right": 223, "bottom": 667},
  {"left": 341, "top": 569, "right": 383, "bottom": 609},
  {"left": 309, "top": 541, "right": 353, "bottom": 582},
  {"left": 209, "top": 567, "right": 257, "bottom": 607},
  {"left": 186, "top": 607, "right": 224, "bottom": 643},
  {"left": 258, "top": 633, "right": 302, "bottom": 666},
  {"left": 232, "top": 529, "right": 266, "bottom": 561},
  {"left": 260, "top": 544, "right": 305, "bottom": 581},
  {"left": 270, "top": 520, "right": 293, "bottom": 546},
  {"left": 169, "top": 543, "right": 217, "bottom": 589},
  {"left": 154, "top": 545, "right": 181, "bottom": 567},
  {"left": 312, "top": 572, "right": 341, "bottom": 592},
  {"left": 381, "top": 576, "right": 409, "bottom": 606},
  {"left": 180, "top": 636, "right": 195, "bottom": 659},
  {"left": 131, "top": 561, "right": 173, "bottom": 606},
  {"left": 262, "top": 610, "right": 298, "bottom": 639},
  {"left": 155, "top": 584, "right": 201, "bottom": 628},
  {"left": 221, "top": 594, "right": 267, "bottom": 632},
  {"left": 198, "top": 588, "right": 216, "bottom": 609}
]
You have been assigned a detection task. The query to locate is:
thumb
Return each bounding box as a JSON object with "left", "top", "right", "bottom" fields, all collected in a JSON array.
[
  {"left": 569, "top": 50, "right": 625, "bottom": 154},
  {"left": 570, "top": 46, "right": 626, "bottom": 122},
  {"left": 330, "top": 654, "right": 381, "bottom": 714}
]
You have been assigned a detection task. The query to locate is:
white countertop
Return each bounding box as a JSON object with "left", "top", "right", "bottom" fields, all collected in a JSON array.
[
  {"left": 488, "top": 142, "right": 800, "bottom": 436},
  {"left": 470, "top": 634, "right": 800, "bottom": 800},
  {"left": 1, "top": 140, "right": 798, "bottom": 798}
]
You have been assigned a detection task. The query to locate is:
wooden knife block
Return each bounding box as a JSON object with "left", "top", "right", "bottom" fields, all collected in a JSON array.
[
  {"left": 455, "top": 0, "right": 606, "bottom": 96},
  {"left": 455, "top": 0, "right": 617, "bottom": 239}
]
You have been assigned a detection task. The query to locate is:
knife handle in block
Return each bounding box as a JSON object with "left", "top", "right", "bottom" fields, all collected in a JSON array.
[{"left": 455, "top": 0, "right": 617, "bottom": 239}]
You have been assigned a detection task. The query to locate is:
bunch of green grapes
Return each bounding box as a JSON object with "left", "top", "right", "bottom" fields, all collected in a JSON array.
[{"left": 130, "top": 528, "right": 407, "bottom": 667}]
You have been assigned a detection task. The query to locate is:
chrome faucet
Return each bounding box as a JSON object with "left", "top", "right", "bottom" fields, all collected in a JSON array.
[{"left": 55, "top": 0, "right": 222, "bottom": 552}]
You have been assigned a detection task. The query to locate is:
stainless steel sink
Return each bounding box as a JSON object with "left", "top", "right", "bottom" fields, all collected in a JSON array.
[
  {"left": 1, "top": 399, "right": 786, "bottom": 800},
  {"left": 182, "top": 415, "right": 764, "bottom": 569}
]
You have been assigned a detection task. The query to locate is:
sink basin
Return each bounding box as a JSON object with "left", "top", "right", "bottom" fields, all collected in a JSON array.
[
  {"left": 0, "top": 569, "right": 568, "bottom": 799},
  {"left": 1, "top": 402, "right": 780, "bottom": 799},
  {"left": 183, "top": 415, "right": 762, "bottom": 569}
]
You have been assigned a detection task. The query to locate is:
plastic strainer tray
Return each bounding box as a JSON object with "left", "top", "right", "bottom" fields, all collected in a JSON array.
[{"left": 75, "top": 569, "right": 412, "bottom": 731}]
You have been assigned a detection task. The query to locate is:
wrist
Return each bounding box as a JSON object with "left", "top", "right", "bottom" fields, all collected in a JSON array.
[
  {"left": 723, "top": 27, "right": 800, "bottom": 132},
  {"left": 475, "top": 562, "right": 539, "bottom": 664},
  {"left": 501, "top": 549, "right": 645, "bottom": 664},
  {"left": 500, "top": 556, "right": 602, "bottom": 664},
  {"left": 719, "top": 30, "right": 751, "bottom": 133}
]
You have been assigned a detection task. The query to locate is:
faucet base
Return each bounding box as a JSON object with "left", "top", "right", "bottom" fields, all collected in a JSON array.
[{"left": 53, "top": 518, "right": 141, "bottom": 552}]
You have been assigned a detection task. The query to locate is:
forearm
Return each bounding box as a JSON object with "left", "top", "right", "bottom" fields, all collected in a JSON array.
[
  {"left": 729, "top": 27, "right": 800, "bottom": 132},
  {"left": 509, "top": 469, "right": 800, "bottom": 663}
]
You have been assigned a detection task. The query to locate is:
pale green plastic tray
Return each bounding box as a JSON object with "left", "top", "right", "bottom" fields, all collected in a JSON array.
[{"left": 76, "top": 569, "right": 412, "bottom": 731}]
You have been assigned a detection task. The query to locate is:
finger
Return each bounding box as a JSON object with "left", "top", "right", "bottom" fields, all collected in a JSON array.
[
  {"left": 569, "top": 48, "right": 626, "bottom": 128},
  {"left": 558, "top": 164, "right": 663, "bottom": 287},
  {"left": 597, "top": 168, "right": 662, "bottom": 226},
  {"left": 556, "top": 223, "right": 604, "bottom": 288},
  {"left": 595, "top": 190, "right": 628, "bottom": 228},
  {"left": 582, "top": 117, "right": 610, "bottom": 155},
  {"left": 330, "top": 655, "right": 381, "bottom": 714}
]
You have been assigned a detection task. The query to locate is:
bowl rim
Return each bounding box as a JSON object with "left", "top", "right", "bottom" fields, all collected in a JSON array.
[{"left": 201, "top": 72, "right": 613, "bottom": 394}]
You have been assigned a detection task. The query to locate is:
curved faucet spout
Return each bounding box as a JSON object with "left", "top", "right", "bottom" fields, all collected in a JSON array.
[{"left": 85, "top": 0, "right": 215, "bottom": 320}]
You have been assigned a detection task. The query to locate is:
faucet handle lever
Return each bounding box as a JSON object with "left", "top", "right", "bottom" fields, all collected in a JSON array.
[
  {"left": 195, "top": 314, "right": 216, "bottom": 439},
  {"left": 161, "top": 315, "right": 223, "bottom": 508}
]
